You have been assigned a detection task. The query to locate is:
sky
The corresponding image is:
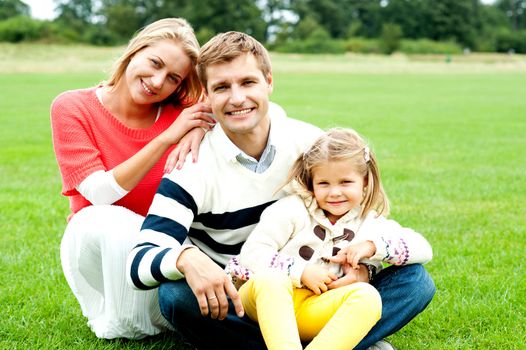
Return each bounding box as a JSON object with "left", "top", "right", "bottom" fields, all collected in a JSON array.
[
  {"left": 22, "top": 0, "right": 498, "bottom": 21},
  {"left": 22, "top": 0, "right": 56, "bottom": 20}
]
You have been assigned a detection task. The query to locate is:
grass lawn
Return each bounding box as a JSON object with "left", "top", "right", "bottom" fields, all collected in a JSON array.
[{"left": 1, "top": 44, "right": 525, "bottom": 349}]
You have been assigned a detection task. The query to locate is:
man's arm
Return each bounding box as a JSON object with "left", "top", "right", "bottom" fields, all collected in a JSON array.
[
  {"left": 126, "top": 175, "right": 244, "bottom": 320},
  {"left": 126, "top": 177, "right": 197, "bottom": 290}
]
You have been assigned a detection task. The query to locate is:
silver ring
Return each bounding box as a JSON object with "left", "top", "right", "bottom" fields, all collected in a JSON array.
[{"left": 208, "top": 296, "right": 217, "bottom": 300}]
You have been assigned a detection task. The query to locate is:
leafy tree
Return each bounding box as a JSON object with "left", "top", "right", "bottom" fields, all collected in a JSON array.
[
  {"left": 476, "top": 3, "right": 511, "bottom": 50},
  {"left": 101, "top": 2, "right": 142, "bottom": 41},
  {"left": 189, "top": 0, "right": 267, "bottom": 42},
  {"left": 291, "top": 0, "right": 353, "bottom": 38},
  {"left": 0, "top": 0, "right": 30, "bottom": 20},
  {"left": 381, "top": 0, "right": 428, "bottom": 39},
  {"left": 417, "top": 0, "right": 477, "bottom": 48},
  {"left": 496, "top": 0, "right": 526, "bottom": 30},
  {"left": 260, "top": 0, "right": 291, "bottom": 41},
  {"left": 54, "top": 0, "right": 96, "bottom": 41},
  {"left": 55, "top": 0, "right": 94, "bottom": 26},
  {"left": 348, "top": 0, "right": 383, "bottom": 38},
  {"left": 96, "top": 0, "right": 267, "bottom": 42},
  {"left": 291, "top": 15, "right": 322, "bottom": 40}
]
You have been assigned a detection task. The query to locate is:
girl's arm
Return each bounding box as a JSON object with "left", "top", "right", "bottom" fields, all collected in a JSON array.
[
  {"left": 360, "top": 212, "right": 433, "bottom": 266},
  {"left": 239, "top": 196, "right": 308, "bottom": 287}
]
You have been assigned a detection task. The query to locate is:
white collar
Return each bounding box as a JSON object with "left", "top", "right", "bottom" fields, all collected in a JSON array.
[{"left": 214, "top": 117, "right": 278, "bottom": 164}]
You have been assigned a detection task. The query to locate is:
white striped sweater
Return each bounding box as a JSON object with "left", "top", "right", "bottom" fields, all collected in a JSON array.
[{"left": 127, "top": 114, "right": 322, "bottom": 289}]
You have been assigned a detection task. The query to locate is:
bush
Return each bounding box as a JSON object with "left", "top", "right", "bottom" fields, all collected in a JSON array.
[
  {"left": 495, "top": 30, "right": 526, "bottom": 53},
  {"left": 0, "top": 16, "right": 42, "bottom": 42},
  {"left": 83, "top": 25, "right": 119, "bottom": 46},
  {"left": 343, "top": 37, "right": 381, "bottom": 54},
  {"left": 399, "top": 39, "right": 462, "bottom": 55},
  {"left": 380, "top": 23, "right": 402, "bottom": 55},
  {"left": 274, "top": 38, "right": 346, "bottom": 54},
  {"left": 274, "top": 28, "right": 346, "bottom": 54}
]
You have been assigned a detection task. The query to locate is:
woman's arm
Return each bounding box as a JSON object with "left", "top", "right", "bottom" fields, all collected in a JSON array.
[
  {"left": 76, "top": 169, "right": 129, "bottom": 205},
  {"left": 70, "top": 103, "right": 214, "bottom": 205},
  {"left": 113, "top": 102, "right": 214, "bottom": 191}
]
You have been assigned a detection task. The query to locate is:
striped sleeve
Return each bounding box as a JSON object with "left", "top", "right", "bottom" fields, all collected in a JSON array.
[{"left": 127, "top": 177, "right": 199, "bottom": 290}]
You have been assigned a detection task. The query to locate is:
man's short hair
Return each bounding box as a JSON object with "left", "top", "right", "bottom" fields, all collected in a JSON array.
[{"left": 197, "top": 31, "right": 272, "bottom": 90}]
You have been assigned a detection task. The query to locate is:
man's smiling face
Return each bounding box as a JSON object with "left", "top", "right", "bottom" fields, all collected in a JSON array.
[{"left": 205, "top": 53, "right": 273, "bottom": 139}]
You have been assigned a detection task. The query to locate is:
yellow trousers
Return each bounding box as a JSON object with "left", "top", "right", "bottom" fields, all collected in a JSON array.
[{"left": 239, "top": 271, "right": 382, "bottom": 350}]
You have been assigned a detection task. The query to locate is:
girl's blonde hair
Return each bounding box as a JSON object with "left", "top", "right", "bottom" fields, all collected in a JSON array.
[
  {"left": 106, "top": 18, "right": 202, "bottom": 107},
  {"left": 287, "top": 128, "right": 390, "bottom": 218}
]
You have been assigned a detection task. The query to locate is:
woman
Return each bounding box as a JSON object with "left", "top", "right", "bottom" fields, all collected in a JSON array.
[{"left": 50, "top": 18, "right": 214, "bottom": 339}]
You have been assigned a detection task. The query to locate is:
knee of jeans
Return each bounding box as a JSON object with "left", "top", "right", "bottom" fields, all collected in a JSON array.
[
  {"left": 158, "top": 283, "right": 175, "bottom": 323},
  {"left": 158, "top": 282, "right": 194, "bottom": 325},
  {"left": 407, "top": 264, "right": 436, "bottom": 307}
]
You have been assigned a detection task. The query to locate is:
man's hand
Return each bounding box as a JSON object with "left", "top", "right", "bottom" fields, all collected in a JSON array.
[
  {"left": 301, "top": 264, "right": 337, "bottom": 295},
  {"left": 176, "top": 248, "right": 244, "bottom": 320}
]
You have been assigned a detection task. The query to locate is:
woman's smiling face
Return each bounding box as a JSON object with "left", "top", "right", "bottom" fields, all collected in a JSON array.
[{"left": 124, "top": 39, "right": 192, "bottom": 105}]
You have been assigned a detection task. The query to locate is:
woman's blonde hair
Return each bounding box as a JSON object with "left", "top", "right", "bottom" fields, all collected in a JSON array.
[
  {"left": 106, "top": 18, "right": 201, "bottom": 107},
  {"left": 287, "top": 128, "right": 390, "bottom": 218}
]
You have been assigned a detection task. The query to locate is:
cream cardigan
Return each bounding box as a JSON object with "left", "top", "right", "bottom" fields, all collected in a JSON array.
[{"left": 238, "top": 194, "right": 433, "bottom": 287}]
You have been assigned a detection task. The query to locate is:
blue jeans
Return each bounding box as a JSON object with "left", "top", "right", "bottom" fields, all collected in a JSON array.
[{"left": 158, "top": 264, "right": 435, "bottom": 350}]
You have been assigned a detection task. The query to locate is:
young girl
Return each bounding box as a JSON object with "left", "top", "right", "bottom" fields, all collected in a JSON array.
[{"left": 228, "top": 128, "right": 433, "bottom": 350}]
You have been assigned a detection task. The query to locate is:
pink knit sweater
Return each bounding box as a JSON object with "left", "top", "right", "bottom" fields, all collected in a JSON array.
[{"left": 51, "top": 87, "right": 182, "bottom": 217}]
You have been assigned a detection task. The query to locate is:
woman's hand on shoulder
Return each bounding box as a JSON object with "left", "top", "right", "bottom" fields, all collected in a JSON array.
[
  {"left": 159, "top": 102, "right": 215, "bottom": 147},
  {"left": 164, "top": 127, "right": 207, "bottom": 173},
  {"left": 161, "top": 102, "right": 216, "bottom": 173}
]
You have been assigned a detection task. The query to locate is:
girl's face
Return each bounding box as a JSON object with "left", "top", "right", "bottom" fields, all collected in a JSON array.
[
  {"left": 124, "top": 39, "right": 192, "bottom": 105},
  {"left": 312, "top": 160, "right": 365, "bottom": 223}
]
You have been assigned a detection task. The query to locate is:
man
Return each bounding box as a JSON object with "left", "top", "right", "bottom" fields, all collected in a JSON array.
[{"left": 127, "top": 32, "right": 435, "bottom": 350}]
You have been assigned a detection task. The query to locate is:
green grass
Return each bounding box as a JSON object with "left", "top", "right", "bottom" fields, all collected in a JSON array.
[{"left": 1, "top": 44, "right": 525, "bottom": 349}]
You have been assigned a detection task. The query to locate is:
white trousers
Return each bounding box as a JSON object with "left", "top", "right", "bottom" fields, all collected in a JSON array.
[{"left": 60, "top": 205, "right": 172, "bottom": 339}]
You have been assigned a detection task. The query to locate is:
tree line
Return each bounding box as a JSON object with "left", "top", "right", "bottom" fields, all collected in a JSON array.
[{"left": 1, "top": 0, "right": 525, "bottom": 54}]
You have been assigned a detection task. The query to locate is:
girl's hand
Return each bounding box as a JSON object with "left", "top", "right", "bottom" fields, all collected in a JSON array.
[
  {"left": 158, "top": 102, "right": 215, "bottom": 147},
  {"left": 331, "top": 241, "right": 376, "bottom": 270},
  {"left": 301, "top": 265, "right": 337, "bottom": 295},
  {"left": 345, "top": 241, "right": 376, "bottom": 269},
  {"left": 327, "top": 263, "right": 369, "bottom": 289}
]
